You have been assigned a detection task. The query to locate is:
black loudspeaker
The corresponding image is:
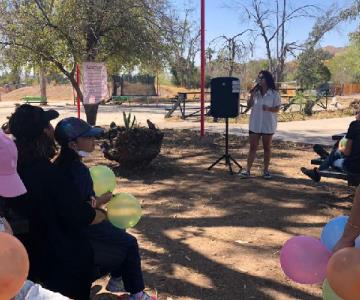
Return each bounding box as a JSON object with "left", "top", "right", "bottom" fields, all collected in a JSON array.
[{"left": 210, "top": 77, "right": 240, "bottom": 118}]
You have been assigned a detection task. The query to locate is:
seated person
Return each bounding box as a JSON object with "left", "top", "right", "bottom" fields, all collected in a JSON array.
[
  {"left": 0, "top": 130, "right": 69, "bottom": 299},
  {"left": 334, "top": 186, "right": 360, "bottom": 252},
  {"left": 301, "top": 112, "right": 360, "bottom": 182},
  {"left": 54, "top": 117, "right": 156, "bottom": 300},
  {"left": 5, "top": 105, "right": 104, "bottom": 300}
]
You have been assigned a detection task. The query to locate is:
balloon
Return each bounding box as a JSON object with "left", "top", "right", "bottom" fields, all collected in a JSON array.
[
  {"left": 327, "top": 247, "right": 360, "bottom": 300},
  {"left": 338, "top": 137, "right": 347, "bottom": 152},
  {"left": 89, "top": 165, "right": 116, "bottom": 196},
  {"left": 0, "top": 233, "right": 29, "bottom": 300},
  {"left": 323, "top": 279, "right": 342, "bottom": 300},
  {"left": 107, "top": 193, "right": 142, "bottom": 229},
  {"left": 280, "top": 236, "right": 331, "bottom": 284},
  {"left": 321, "top": 216, "right": 349, "bottom": 251}
]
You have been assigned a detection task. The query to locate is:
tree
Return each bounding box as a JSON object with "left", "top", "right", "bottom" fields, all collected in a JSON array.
[
  {"left": 167, "top": 8, "right": 201, "bottom": 88},
  {"left": 327, "top": 31, "right": 360, "bottom": 83},
  {"left": 231, "top": 0, "right": 318, "bottom": 82},
  {"left": 0, "top": 0, "right": 170, "bottom": 124},
  {"left": 296, "top": 48, "right": 331, "bottom": 89},
  {"left": 307, "top": 1, "right": 360, "bottom": 48},
  {"left": 210, "top": 30, "right": 254, "bottom": 77}
]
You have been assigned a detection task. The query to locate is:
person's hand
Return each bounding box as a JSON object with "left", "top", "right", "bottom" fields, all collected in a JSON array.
[
  {"left": 263, "top": 105, "right": 270, "bottom": 111},
  {"left": 333, "top": 237, "right": 355, "bottom": 253},
  {"left": 91, "top": 209, "right": 107, "bottom": 225},
  {"left": 95, "top": 192, "right": 113, "bottom": 207}
]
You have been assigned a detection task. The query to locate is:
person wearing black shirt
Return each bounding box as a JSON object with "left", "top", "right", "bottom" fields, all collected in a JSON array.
[
  {"left": 5, "top": 105, "right": 106, "bottom": 300},
  {"left": 54, "top": 117, "right": 153, "bottom": 300},
  {"left": 301, "top": 112, "right": 360, "bottom": 182}
]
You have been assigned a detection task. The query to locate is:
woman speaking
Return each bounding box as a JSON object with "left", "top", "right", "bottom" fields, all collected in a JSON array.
[{"left": 238, "top": 70, "right": 281, "bottom": 179}]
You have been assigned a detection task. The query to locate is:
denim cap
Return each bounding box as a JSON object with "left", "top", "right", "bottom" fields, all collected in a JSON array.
[{"left": 55, "top": 117, "right": 104, "bottom": 146}]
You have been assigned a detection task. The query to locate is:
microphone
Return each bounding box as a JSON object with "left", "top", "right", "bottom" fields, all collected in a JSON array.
[{"left": 250, "top": 83, "right": 260, "bottom": 93}]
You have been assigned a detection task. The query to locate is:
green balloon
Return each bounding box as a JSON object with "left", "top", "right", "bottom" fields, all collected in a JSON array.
[
  {"left": 339, "top": 137, "right": 347, "bottom": 150},
  {"left": 323, "top": 279, "right": 342, "bottom": 300},
  {"left": 107, "top": 193, "right": 142, "bottom": 229},
  {"left": 89, "top": 165, "right": 116, "bottom": 196}
]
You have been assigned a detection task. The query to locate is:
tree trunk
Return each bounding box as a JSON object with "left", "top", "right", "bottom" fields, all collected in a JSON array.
[
  {"left": 83, "top": 103, "right": 99, "bottom": 125},
  {"left": 67, "top": 65, "right": 99, "bottom": 125},
  {"left": 39, "top": 67, "right": 47, "bottom": 105}
]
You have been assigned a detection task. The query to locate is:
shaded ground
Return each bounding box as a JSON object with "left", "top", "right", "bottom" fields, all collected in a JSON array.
[{"left": 85, "top": 129, "right": 354, "bottom": 300}]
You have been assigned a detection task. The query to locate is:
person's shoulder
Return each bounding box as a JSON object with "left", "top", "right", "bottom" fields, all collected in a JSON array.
[
  {"left": 21, "top": 159, "right": 53, "bottom": 174},
  {"left": 69, "top": 160, "right": 91, "bottom": 176},
  {"left": 349, "top": 120, "right": 360, "bottom": 130}
]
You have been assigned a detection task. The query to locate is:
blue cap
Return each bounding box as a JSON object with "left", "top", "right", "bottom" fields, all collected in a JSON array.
[{"left": 55, "top": 117, "right": 104, "bottom": 145}]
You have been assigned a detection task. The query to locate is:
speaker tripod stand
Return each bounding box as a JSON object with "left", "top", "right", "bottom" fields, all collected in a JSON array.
[{"left": 208, "top": 118, "right": 242, "bottom": 175}]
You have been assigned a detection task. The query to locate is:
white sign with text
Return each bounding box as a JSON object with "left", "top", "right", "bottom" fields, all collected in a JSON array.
[{"left": 82, "top": 62, "right": 108, "bottom": 104}]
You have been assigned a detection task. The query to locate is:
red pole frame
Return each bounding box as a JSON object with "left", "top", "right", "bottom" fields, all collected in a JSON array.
[
  {"left": 76, "top": 64, "right": 81, "bottom": 118},
  {"left": 200, "top": 0, "right": 205, "bottom": 137}
]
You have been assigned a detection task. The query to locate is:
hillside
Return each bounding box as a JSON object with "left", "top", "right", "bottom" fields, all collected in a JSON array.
[
  {"left": 322, "top": 45, "right": 346, "bottom": 56},
  {"left": 0, "top": 84, "right": 74, "bottom": 102}
]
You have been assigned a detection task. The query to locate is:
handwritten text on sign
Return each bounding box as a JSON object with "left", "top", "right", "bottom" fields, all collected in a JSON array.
[{"left": 83, "top": 62, "right": 108, "bottom": 104}]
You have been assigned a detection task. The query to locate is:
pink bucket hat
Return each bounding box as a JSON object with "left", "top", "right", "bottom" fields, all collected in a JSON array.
[{"left": 0, "top": 131, "right": 27, "bottom": 197}]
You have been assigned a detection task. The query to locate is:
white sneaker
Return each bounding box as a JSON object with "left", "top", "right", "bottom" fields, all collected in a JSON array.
[{"left": 238, "top": 170, "right": 250, "bottom": 178}]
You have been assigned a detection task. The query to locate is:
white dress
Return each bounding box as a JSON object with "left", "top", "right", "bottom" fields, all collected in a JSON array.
[{"left": 249, "top": 89, "right": 281, "bottom": 134}]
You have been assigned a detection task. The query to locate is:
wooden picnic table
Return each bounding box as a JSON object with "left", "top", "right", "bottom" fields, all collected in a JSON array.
[{"left": 165, "top": 91, "right": 248, "bottom": 119}]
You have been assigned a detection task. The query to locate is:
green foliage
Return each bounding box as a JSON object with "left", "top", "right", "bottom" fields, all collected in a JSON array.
[
  {"left": 327, "top": 31, "right": 360, "bottom": 83},
  {"left": 0, "top": 0, "right": 170, "bottom": 95},
  {"left": 296, "top": 48, "right": 331, "bottom": 89},
  {"left": 122, "top": 112, "right": 137, "bottom": 130},
  {"left": 170, "top": 61, "right": 200, "bottom": 88}
]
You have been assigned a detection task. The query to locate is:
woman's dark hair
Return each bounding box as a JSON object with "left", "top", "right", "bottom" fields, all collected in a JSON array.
[
  {"left": 53, "top": 145, "right": 80, "bottom": 167},
  {"left": 16, "top": 128, "right": 57, "bottom": 166},
  {"left": 259, "top": 70, "right": 276, "bottom": 90}
]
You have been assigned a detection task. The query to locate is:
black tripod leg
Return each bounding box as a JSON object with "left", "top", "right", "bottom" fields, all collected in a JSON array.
[
  {"left": 229, "top": 156, "right": 242, "bottom": 170},
  {"left": 208, "top": 155, "right": 226, "bottom": 170}
]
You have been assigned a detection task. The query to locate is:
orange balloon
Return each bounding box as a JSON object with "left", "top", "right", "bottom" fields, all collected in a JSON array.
[
  {"left": 0, "top": 233, "right": 29, "bottom": 300},
  {"left": 327, "top": 247, "right": 360, "bottom": 300}
]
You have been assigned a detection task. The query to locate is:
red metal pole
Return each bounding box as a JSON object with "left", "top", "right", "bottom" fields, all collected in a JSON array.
[
  {"left": 76, "top": 64, "right": 81, "bottom": 118},
  {"left": 200, "top": 0, "right": 206, "bottom": 137}
]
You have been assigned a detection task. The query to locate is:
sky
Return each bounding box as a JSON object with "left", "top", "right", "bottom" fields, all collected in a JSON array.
[{"left": 170, "top": 0, "right": 359, "bottom": 61}]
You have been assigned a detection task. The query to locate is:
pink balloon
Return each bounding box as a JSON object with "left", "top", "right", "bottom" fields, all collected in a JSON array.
[{"left": 280, "top": 236, "right": 331, "bottom": 284}]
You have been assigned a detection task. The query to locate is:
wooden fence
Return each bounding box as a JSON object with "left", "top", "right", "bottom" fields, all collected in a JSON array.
[{"left": 341, "top": 83, "right": 360, "bottom": 96}]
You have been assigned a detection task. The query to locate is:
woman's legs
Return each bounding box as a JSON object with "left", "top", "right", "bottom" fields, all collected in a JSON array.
[
  {"left": 262, "top": 134, "right": 273, "bottom": 173},
  {"left": 246, "top": 133, "right": 261, "bottom": 172},
  {"left": 87, "top": 221, "right": 145, "bottom": 294}
]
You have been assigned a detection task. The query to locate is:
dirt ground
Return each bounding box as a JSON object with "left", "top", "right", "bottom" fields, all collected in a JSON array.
[{"left": 85, "top": 129, "right": 354, "bottom": 300}]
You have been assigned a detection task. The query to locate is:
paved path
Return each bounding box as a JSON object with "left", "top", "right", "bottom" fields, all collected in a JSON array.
[{"left": 0, "top": 101, "right": 353, "bottom": 145}]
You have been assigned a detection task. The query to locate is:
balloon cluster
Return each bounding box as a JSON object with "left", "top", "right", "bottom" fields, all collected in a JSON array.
[
  {"left": 280, "top": 216, "right": 360, "bottom": 299},
  {"left": 90, "top": 165, "right": 142, "bottom": 229}
]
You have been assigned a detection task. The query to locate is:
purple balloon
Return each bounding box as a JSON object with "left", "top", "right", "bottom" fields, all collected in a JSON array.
[{"left": 280, "top": 236, "right": 331, "bottom": 284}]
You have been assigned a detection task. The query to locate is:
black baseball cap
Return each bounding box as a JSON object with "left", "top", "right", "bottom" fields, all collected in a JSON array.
[
  {"left": 55, "top": 117, "right": 104, "bottom": 146},
  {"left": 9, "top": 104, "right": 59, "bottom": 140}
]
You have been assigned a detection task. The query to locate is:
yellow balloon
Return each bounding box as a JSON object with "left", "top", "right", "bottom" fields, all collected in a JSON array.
[
  {"left": 107, "top": 193, "right": 142, "bottom": 229},
  {"left": 339, "top": 137, "right": 347, "bottom": 152},
  {"left": 90, "top": 165, "right": 116, "bottom": 196}
]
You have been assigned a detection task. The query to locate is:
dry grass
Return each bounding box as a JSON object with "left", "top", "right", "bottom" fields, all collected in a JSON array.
[{"left": 0, "top": 84, "right": 75, "bottom": 102}]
